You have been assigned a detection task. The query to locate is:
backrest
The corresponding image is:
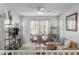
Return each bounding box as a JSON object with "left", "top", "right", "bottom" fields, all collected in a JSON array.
[{"left": 68, "top": 41, "right": 78, "bottom": 48}]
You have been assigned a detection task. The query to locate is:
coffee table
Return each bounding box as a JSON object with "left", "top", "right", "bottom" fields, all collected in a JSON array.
[{"left": 35, "top": 43, "right": 46, "bottom": 50}]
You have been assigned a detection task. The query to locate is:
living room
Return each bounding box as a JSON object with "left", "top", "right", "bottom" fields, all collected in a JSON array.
[{"left": 0, "top": 3, "right": 79, "bottom": 55}]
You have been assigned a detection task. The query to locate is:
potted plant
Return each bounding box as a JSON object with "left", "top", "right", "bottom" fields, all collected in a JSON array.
[
  {"left": 8, "top": 10, "right": 13, "bottom": 25},
  {"left": 7, "top": 10, "right": 13, "bottom": 36}
]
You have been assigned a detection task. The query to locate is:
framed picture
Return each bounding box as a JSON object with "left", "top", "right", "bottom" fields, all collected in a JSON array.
[{"left": 66, "top": 12, "right": 77, "bottom": 31}]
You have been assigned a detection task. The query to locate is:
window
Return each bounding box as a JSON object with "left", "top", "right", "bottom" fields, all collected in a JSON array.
[
  {"left": 31, "top": 20, "right": 48, "bottom": 35},
  {"left": 31, "top": 20, "right": 39, "bottom": 35},
  {"left": 40, "top": 20, "right": 48, "bottom": 34}
]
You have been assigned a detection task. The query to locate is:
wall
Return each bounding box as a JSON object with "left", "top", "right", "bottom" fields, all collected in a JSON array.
[
  {"left": 0, "top": 16, "right": 4, "bottom": 50},
  {"left": 12, "top": 13, "right": 21, "bottom": 24},
  {"left": 21, "top": 16, "right": 59, "bottom": 45},
  {"left": 59, "top": 4, "right": 79, "bottom": 43},
  {"left": 0, "top": 4, "right": 7, "bottom": 50},
  {"left": 0, "top": 4, "right": 7, "bottom": 15}
]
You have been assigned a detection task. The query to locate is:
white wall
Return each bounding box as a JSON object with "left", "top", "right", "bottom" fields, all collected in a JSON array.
[
  {"left": 59, "top": 4, "right": 79, "bottom": 43},
  {"left": 0, "top": 4, "right": 7, "bottom": 15},
  {"left": 0, "top": 4, "right": 7, "bottom": 50},
  {"left": 0, "top": 16, "right": 4, "bottom": 50},
  {"left": 12, "top": 12, "right": 21, "bottom": 25},
  {"left": 21, "top": 16, "right": 31, "bottom": 44},
  {"left": 21, "top": 16, "right": 58, "bottom": 44}
]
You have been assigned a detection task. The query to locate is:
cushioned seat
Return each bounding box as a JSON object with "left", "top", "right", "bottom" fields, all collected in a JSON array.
[{"left": 46, "top": 42, "right": 57, "bottom": 50}]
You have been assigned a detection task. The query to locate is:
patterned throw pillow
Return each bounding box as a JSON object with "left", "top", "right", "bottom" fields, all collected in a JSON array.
[{"left": 64, "top": 40, "right": 71, "bottom": 48}]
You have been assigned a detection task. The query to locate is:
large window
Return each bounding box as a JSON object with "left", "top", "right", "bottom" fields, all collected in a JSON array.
[{"left": 31, "top": 20, "right": 48, "bottom": 35}]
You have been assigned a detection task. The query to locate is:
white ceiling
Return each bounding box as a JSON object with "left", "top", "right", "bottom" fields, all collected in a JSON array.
[{"left": 2, "top": 3, "right": 78, "bottom": 16}]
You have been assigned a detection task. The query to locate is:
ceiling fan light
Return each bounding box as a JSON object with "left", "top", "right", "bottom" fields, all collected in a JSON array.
[
  {"left": 40, "top": 8, "right": 44, "bottom": 11},
  {"left": 37, "top": 11, "right": 43, "bottom": 14}
]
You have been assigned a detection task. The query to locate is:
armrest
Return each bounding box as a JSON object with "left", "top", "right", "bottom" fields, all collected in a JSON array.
[{"left": 63, "top": 48, "right": 78, "bottom": 50}]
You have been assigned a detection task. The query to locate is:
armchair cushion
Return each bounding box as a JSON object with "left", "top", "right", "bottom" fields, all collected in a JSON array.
[
  {"left": 46, "top": 42, "right": 57, "bottom": 50},
  {"left": 63, "top": 40, "right": 78, "bottom": 50}
]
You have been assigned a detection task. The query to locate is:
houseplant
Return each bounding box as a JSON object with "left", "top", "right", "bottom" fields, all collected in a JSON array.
[{"left": 8, "top": 10, "right": 13, "bottom": 25}]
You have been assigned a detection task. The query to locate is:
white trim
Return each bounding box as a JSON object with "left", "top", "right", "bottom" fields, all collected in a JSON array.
[{"left": 0, "top": 50, "right": 79, "bottom": 55}]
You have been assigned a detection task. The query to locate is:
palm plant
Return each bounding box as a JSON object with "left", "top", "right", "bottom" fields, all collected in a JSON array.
[
  {"left": 8, "top": 10, "right": 12, "bottom": 24},
  {"left": 7, "top": 10, "right": 13, "bottom": 35}
]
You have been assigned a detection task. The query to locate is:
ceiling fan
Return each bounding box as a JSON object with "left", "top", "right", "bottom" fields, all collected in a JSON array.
[{"left": 35, "top": 6, "right": 51, "bottom": 14}]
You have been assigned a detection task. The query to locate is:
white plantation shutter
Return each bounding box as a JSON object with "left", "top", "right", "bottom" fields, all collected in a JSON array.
[{"left": 31, "top": 20, "right": 48, "bottom": 35}]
